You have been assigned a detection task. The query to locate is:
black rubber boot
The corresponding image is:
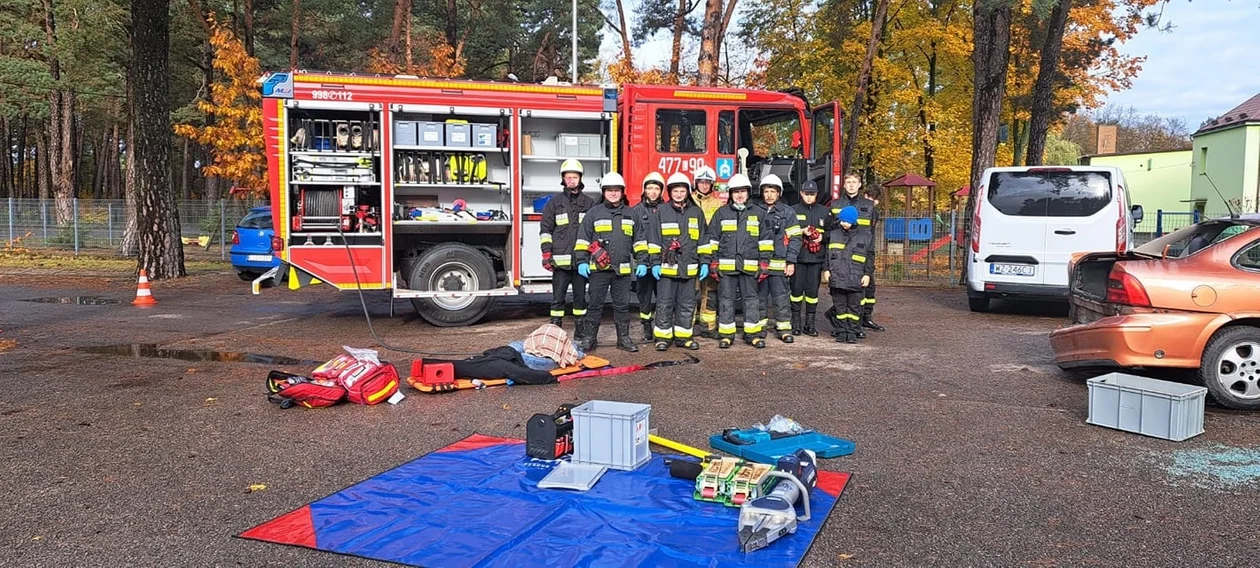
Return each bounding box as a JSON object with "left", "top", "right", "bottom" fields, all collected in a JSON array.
[
  {"left": 862, "top": 317, "right": 886, "bottom": 332},
  {"left": 856, "top": 328, "right": 866, "bottom": 340},
  {"left": 803, "top": 307, "right": 819, "bottom": 336},
  {"left": 642, "top": 320, "right": 654, "bottom": 342},
  {"left": 549, "top": 317, "right": 564, "bottom": 327},
  {"left": 654, "top": 341, "right": 670, "bottom": 351},
  {"left": 576, "top": 319, "right": 597, "bottom": 352},
  {"left": 778, "top": 331, "right": 794, "bottom": 344},
  {"left": 790, "top": 309, "right": 802, "bottom": 336},
  {"left": 675, "top": 338, "right": 700, "bottom": 350},
  {"left": 616, "top": 319, "right": 639, "bottom": 352}
]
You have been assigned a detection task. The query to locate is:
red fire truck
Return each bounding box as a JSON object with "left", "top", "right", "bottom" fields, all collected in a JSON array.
[{"left": 255, "top": 71, "right": 844, "bottom": 326}]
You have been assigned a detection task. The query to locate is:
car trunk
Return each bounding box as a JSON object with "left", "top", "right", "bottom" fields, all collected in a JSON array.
[{"left": 1067, "top": 252, "right": 1134, "bottom": 324}]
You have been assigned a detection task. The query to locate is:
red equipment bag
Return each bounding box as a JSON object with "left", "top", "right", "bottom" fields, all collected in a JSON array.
[
  {"left": 312, "top": 354, "right": 358, "bottom": 381},
  {"left": 266, "top": 371, "right": 347, "bottom": 409},
  {"left": 337, "top": 360, "right": 400, "bottom": 405}
]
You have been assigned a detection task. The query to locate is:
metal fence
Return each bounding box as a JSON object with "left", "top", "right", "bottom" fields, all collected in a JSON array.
[
  {"left": 3, "top": 198, "right": 266, "bottom": 258},
  {"left": 870, "top": 208, "right": 1213, "bottom": 286}
]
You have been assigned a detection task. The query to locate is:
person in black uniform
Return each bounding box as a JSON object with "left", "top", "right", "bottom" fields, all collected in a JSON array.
[
  {"left": 574, "top": 173, "right": 643, "bottom": 353},
  {"left": 860, "top": 185, "right": 885, "bottom": 333},
  {"left": 755, "top": 174, "right": 802, "bottom": 343},
  {"left": 540, "top": 158, "right": 594, "bottom": 329},
  {"left": 706, "top": 173, "right": 768, "bottom": 349},
  {"left": 632, "top": 172, "right": 666, "bottom": 341},
  {"left": 829, "top": 173, "right": 879, "bottom": 337},
  {"left": 648, "top": 174, "right": 709, "bottom": 351},
  {"left": 790, "top": 180, "right": 828, "bottom": 336},
  {"left": 826, "top": 206, "right": 874, "bottom": 344}
]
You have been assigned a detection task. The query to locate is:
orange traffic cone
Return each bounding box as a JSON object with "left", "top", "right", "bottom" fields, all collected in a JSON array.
[{"left": 132, "top": 269, "right": 158, "bottom": 306}]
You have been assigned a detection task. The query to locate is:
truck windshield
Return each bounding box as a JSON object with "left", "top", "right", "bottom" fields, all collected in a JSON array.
[
  {"left": 987, "top": 171, "right": 1111, "bottom": 217},
  {"left": 739, "top": 109, "right": 802, "bottom": 160}
]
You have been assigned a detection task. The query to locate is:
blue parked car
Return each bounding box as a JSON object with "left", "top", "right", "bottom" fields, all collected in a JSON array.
[{"left": 230, "top": 206, "right": 281, "bottom": 280}]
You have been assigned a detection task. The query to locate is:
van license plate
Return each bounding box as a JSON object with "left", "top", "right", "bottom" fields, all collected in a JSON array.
[
  {"left": 990, "top": 263, "right": 1034, "bottom": 277},
  {"left": 247, "top": 255, "right": 273, "bottom": 262}
]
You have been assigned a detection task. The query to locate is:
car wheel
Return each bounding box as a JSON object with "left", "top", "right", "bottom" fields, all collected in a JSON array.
[
  {"left": 1199, "top": 326, "right": 1260, "bottom": 410},
  {"left": 408, "top": 243, "right": 495, "bottom": 327},
  {"left": 238, "top": 271, "right": 261, "bottom": 281}
]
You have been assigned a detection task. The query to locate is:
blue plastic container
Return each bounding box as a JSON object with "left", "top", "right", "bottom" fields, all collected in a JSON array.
[
  {"left": 708, "top": 431, "right": 855, "bottom": 464},
  {"left": 533, "top": 195, "right": 552, "bottom": 212}
]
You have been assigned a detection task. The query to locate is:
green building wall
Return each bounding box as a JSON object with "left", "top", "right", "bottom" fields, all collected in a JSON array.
[{"left": 1191, "top": 124, "right": 1260, "bottom": 215}]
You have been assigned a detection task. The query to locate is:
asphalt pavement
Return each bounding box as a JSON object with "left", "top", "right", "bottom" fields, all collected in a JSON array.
[{"left": 1, "top": 269, "right": 1258, "bottom": 567}]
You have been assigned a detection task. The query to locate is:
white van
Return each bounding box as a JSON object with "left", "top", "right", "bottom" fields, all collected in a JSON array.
[{"left": 965, "top": 166, "right": 1143, "bottom": 312}]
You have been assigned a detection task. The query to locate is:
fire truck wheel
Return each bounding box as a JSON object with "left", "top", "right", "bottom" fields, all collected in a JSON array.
[{"left": 409, "top": 243, "right": 496, "bottom": 327}]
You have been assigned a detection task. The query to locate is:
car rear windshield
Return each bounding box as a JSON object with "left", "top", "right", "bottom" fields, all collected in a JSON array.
[
  {"left": 238, "top": 211, "right": 272, "bottom": 229},
  {"left": 1134, "top": 221, "right": 1259, "bottom": 258},
  {"left": 987, "top": 171, "right": 1112, "bottom": 217}
]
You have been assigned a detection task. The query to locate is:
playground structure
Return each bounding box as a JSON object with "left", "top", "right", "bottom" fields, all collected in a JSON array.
[{"left": 873, "top": 173, "right": 958, "bottom": 284}]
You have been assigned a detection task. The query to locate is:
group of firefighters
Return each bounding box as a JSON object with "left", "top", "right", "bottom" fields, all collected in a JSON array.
[{"left": 538, "top": 158, "right": 885, "bottom": 353}]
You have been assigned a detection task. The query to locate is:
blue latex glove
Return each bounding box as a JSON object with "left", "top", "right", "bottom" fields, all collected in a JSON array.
[
  {"left": 651, "top": 265, "right": 662, "bottom": 280},
  {"left": 698, "top": 264, "right": 709, "bottom": 281},
  {"left": 635, "top": 264, "right": 648, "bottom": 278},
  {"left": 577, "top": 263, "right": 591, "bottom": 278}
]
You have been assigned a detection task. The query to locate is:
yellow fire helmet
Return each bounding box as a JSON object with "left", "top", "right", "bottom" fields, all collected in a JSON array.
[
  {"left": 560, "top": 158, "right": 584, "bottom": 176},
  {"left": 642, "top": 171, "right": 666, "bottom": 190}
]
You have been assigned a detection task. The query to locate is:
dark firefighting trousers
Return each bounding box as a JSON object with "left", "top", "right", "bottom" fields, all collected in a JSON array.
[
  {"left": 637, "top": 274, "right": 656, "bottom": 329},
  {"left": 790, "top": 263, "right": 823, "bottom": 330},
  {"left": 830, "top": 288, "right": 864, "bottom": 339},
  {"left": 551, "top": 268, "right": 588, "bottom": 320},
  {"left": 758, "top": 274, "right": 793, "bottom": 336},
  {"left": 584, "top": 270, "right": 631, "bottom": 337},
  {"left": 862, "top": 275, "right": 877, "bottom": 319},
  {"left": 653, "top": 277, "right": 697, "bottom": 341},
  {"left": 719, "top": 273, "right": 764, "bottom": 340}
]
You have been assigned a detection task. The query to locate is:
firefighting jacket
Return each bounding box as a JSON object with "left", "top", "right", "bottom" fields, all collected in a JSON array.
[
  {"left": 574, "top": 200, "right": 645, "bottom": 276},
  {"left": 706, "top": 203, "right": 770, "bottom": 276},
  {"left": 539, "top": 190, "right": 594, "bottom": 269},
  {"left": 631, "top": 196, "right": 662, "bottom": 264},
  {"left": 695, "top": 190, "right": 724, "bottom": 223},
  {"left": 649, "top": 200, "right": 710, "bottom": 278},
  {"left": 826, "top": 226, "right": 875, "bottom": 291},
  {"left": 829, "top": 193, "right": 877, "bottom": 230},
  {"left": 794, "top": 201, "right": 830, "bottom": 264},
  {"left": 756, "top": 201, "right": 802, "bottom": 273}
]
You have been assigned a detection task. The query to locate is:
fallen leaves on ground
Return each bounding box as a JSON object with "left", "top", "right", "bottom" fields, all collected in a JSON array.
[{"left": 246, "top": 484, "right": 267, "bottom": 493}]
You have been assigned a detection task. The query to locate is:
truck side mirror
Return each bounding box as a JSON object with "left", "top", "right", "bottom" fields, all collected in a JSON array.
[{"left": 1130, "top": 204, "right": 1144, "bottom": 224}]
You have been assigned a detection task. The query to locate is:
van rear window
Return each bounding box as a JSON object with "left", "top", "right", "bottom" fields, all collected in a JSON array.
[{"left": 987, "top": 171, "right": 1112, "bottom": 217}]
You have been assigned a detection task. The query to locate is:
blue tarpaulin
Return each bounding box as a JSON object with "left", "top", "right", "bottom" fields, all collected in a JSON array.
[{"left": 240, "top": 434, "right": 850, "bottom": 567}]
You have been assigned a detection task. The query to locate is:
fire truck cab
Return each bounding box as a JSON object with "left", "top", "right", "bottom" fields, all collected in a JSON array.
[{"left": 258, "top": 72, "right": 843, "bottom": 326}]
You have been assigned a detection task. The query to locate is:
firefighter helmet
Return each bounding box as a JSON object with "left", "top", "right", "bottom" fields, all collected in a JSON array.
[
  {"left": 727, "top": 173, "right": 752, "bottom": 192},
  {"left": 760, "top": 173, "right": 783, "bottom": 191},
  {"left": 693, "top": 166, "right": 716, "bottom": 184},
  {"left": 666, "top": 172, "right": 691, "bottom": 190},
  {"left": 600, "top": 172, "right": 626, "bottom": 190},
  {"left": 642, "top": 172, "right": 666, "bottom": 190},
  {"left": 560, "top": 158, "right": 584, "bottom": 176}
]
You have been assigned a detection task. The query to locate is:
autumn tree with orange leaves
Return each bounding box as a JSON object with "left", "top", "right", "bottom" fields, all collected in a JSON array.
[{"left": 173, "top": 20, "right": 267, "bottom": 195}]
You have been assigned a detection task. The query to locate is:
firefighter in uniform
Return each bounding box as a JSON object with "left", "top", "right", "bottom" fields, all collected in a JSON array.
[
  {"left": 755, "top": 174, "right": 802, "bottom": 343},
  {"left": 632, "top": 172, "right": 666, "bottom": 341},
  {"left": 826, "top": 206, "right": 875, "bottom": 344},
  {"left": 540, "top": 159, "right": 594, "bottom": 329},
  {"left": 706, "top": 173, "right": 768, "bottom": 349},
  {"left": 828, "top": 174, "right": 879, "bottom": 337},
  {"left": 860, "top": 185, "right": 885, "bottom": 333},
  {"left": 690, "top": 165, "right": 723, "bottom": 338},
  {"left": 648, "top": 173, "right": 709, "bottom": 351},
  {"left": 790, "top": 180, "right": 828, "bottom": 336},
  {"left": 574, "top": 173, "right": 643, "bottom": 353}
]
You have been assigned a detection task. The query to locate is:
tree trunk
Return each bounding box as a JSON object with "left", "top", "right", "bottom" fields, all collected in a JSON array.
[
  {"left": 289, "top": 0, "right": 300, "bottom": 69},
  {"left": 963, "top": 0, "right": 1013, "bottom": 282},
  {"left": 243, "top": 0, "right": 255, "bottom": 56},
  {"left": 54, "top": 91, "right": 75, "bottom": 225},
  {"left": 17, "top": 116, "right": 28, "bottom": 198},
  {"left": 390, "top": 0, "right": 410, "bottom": 59},
  {"left": 132, "top": 0, "right": 185, "bottom": 279},
  {"left": 0, "top": 117, "right": 10, "bottom": 198},
  {"left": 614, "top": 0, "right": 633, "bottom": 64},
  {"left": 696, "top": 0, "right": 722, "bottom": 85},
  {"left": 108, "top": 122, "right": 122, "bottom": 199},
  {"left": 1025, "top": 0, "right": 1072, "bottom": 166},
  {"left": 669, "top": 0, "right": 686, "bottom": 79},
  {"left": 181, "top": 138, "right": 191, "bottom": 200},
  {"left": 445, "top": 0, "right": 456, "bottom": 49},
  {"left": 36, "top": 129, "right": 51, "bottom": 201},
  {"left": 120, "top": 121, "right": 137, "bottom": 256},
  {"left": 842, "top": 0, "right": 890, "bottom": 179}
]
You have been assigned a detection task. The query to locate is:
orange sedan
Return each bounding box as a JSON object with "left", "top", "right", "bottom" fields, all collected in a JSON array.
[{"left": 1050, "top": 215, "right": 1260, "bottom": 409}]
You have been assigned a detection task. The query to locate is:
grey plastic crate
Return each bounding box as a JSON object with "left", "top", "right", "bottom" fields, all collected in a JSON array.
[
  {"left": 1087, "top": 372, "right": 1206, "bottom": 441},
  {"left": 472, "top": 123, "right": 498, "bottom": 148},
  {"left": 394, "top": 121, "right": 418, "bottom": 146},
  {"left": 418, "top": 122, "right": 444, "bottom": 146},
  {"left": 446, "top": 122, "right": 472, "bottom": 147},
  {"left": 572, "top": 400, "right": 652, "bottom": 470}
]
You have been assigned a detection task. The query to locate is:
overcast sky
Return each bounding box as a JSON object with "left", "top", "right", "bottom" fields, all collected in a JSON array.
[
  {"left": 600, "top": 1, "right": 1260, "bottom": 129},
  {"left": 1101, "top": 1, "right": 1260, "bottom": 129}
]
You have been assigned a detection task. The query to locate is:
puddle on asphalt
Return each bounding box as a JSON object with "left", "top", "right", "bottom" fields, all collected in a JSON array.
[
  {"left": 24, "top": 296, "right": 122, "bottom": 305},
  {"left": 78, "top": 344, "right": 320, "bottom": 366}
]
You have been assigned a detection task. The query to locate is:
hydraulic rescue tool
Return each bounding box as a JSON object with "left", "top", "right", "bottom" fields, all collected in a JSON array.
[{"left": 737, "top": 449, "right": 818, "bottom": 553}]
